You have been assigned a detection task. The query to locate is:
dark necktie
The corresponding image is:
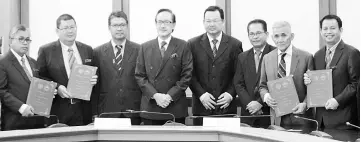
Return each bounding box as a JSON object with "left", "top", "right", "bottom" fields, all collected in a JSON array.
[
  {"left": 255, "top": 50, "right": 262, "bottom": 72},
  {"left": 212, "top": 39, "right": 218, "bottom": 57},
  {"left": 68, "top": 47, "right": 77, "bottom": 71},
  {"left": 21, "top": 57, "right": 32, "bottom": 80},
  {"left": 325, "top": 49, "right": 332, "bottom": 69},
  {"left": 277, "top": 53, "right": 287, "bottom": 78},
  {"left": 160, "top": 41, "right": 167, "bottom": 58},
  {"left": 114, "top": 45, "right": 123, "bottom": 70}
]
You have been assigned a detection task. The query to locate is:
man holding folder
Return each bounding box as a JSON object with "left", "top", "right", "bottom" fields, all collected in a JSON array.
[{"left": 259, "top": 21, "right": 314, "bottom": 129}]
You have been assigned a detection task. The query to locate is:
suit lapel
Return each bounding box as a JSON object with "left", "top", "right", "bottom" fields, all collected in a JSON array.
[
  {"left": 200, "top": 34, "right": 214, "bottom": 59},
  {"left": 152, "top": 39, "right": 163, "bottom": 77},
  {"left": 27, "top": 56, "right": 37, "bottom": 77},
  {"left": 247, "top": 50, "right": 257, "bottom": 77},
  {"left": 124, "top": 40, "right": 135, "bottom": 62},
  {"left": 160, "top": 37, "right": 177, "bottom": 68},
  {"left": 75, "top": 42, "right": 86, "bottom": 64},
  {"left": 9, "top": 52, "right": 31, "bottom": 83},
  {"left": 54, "top": 41, "right": 68, "bottom": 79},
  {"left": 214, "top": 33, "right": 229, "bottom": 61},
  {"left": 329, "top": 40, "right": 344, "bottom": 68},
  {"left": 317, "top": 47, "right": 327, "bottom": 69},
  {"left": 270, "top": 50, "right": 278, "bottom": 78},
  {"left": 103, "top": 41, "right": 119, "bottom": 72},
  {"left": 255, "top": 44, "right": 272, "bottom": 81},
  {"left": 290, "top": 46, "right": 299, "bottom": 75}
]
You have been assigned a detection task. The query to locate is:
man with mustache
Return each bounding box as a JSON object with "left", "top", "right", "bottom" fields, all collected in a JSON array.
[{"left": 37, "top": 14, "right": 97, "bottom": 126}]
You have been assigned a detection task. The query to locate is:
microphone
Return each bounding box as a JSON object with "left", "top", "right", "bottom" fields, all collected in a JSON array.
[
  {"left": 98, "top": 111, "right": 132, "bottom": 118},
  {"left": 126, "top": 109, "right": 184, "bottom": 126},
  {"left": 189, "top": 114, "right": 238, "bottom": 119},
  {"left": 346, "top": 122, "right": 360, "bottom": 129},
  {"left": 294, "top": 116, "right": 333, "bottom": 139}
]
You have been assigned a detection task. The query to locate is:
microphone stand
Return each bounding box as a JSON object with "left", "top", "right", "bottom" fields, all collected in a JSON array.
[
  {"left": 346, "top": 122, "right": 360, "bottom": 142},
  {"left": 127, "top": 110, "right": 184, "bottom": 126},
  {"left": 294, "top": 116, "right": 333, "bottom": 139}
]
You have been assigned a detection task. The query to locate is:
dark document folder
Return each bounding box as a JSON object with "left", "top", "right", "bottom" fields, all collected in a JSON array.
[
  {"left": 306, "top": 69, "right": 333, "bottom": 107},
  {"left": 267, "top": 75, "right": 300, "bottom": 117},
  {"left": 67, "top": 64, "right": 97, "bottom": 101},
  {"left": 26, "top": 77, "right": 56, "bottom": 116}
]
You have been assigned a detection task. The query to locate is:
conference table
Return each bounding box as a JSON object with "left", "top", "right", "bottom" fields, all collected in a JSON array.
[{"left": 0, "top": 125, "right": 358, "bottom": 142}]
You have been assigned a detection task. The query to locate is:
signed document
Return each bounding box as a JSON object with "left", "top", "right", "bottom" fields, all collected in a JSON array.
[
  {"left": 26, "top": 77, "right": 56, "bottom": 117},
  {"left": 67, "top": 64, "right": 97, "bottom": 101},
  {"left": 267, "top": 75, "right": 300, "bottom": 117},
  {"left": 306, "top": 69, "right": 333, "bottom": 107}
]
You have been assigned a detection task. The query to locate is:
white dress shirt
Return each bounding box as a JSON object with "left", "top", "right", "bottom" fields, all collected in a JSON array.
[
  {"left": 277, "top": 44, "right": 293, "bottom": 76},
  {"left": 60, "top": 41, "right": 82, "bottom": 77},
  {"left": 158, "top": 36, "right": 172, "bottom": 51},
  {"left": 207, "top": 32, "right": 222, "bottom": 50},
  {"left": 111, "top": 39, "right": 126, "bottom": 57}
]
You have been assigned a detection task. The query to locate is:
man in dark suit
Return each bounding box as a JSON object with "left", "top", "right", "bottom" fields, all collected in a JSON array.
[
  {"left": 259, "top": 21, "right": 314, "bottom": 129},
  {"left": 234, "top": 19, "right": 276, "bottom": 128},
  {"left": 92, "top": 11, "right": 141, "bottom": 125},
  {"left": 37, "top": 14, "right": 97, "bottom": 126},
  {"left": 188, "top": 6, "right": 242, "bottom": 126},
  {"left": 135, "top": 9, "right": 193, "bottom": 125},
  {"left": 0, "top": 25, "right": 45, "bottom": 130},
  {"left": 304, "top": 15, "right": 359, "bottom": 130}
]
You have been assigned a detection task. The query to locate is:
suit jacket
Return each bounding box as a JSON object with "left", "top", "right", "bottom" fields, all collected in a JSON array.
[
  {"left": 188, "top": 33, "right": 242, "bottom": 115},
  {"left": 37, "top": 40, "right": 93, "bottom": 124},
  {"left": 259, "top": 46, "right": 314, "bottom": 125},
  {"left": 314, "top": 40, "right": 360, "bottom": 129},
  {"left": 0, "top": 51, "right": 40, "bottom": 130},
  {"left": 135, "top": 37, "right": 193, "bottom": 120},
  {"left": 92, "top": 40, "right": 141, "bottom": 116},
  {"left": 234, "top": 44, "right": 276, "bottom": 117}
]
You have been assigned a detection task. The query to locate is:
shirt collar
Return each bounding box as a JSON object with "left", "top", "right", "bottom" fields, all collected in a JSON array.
[
  {"left": 158, "top": 36, "right": 172, "bottom": 47},
  {"left": 278, "top": 44, "right": 293, "bottom": 56},
  {"left": 327, "top": 38, "right": 341, "bottom": 52},
  {"left": 111, "top": 39, "right": 126, "bottom": 49},
  {"left": 207, "top": 32, "right": 222, "bottom": 44},
  {"left": 10, "top": 48, "right": 26, "bottom": 62},
  {"left": 60, "top": 40, "right": 77, "bottom": 51},
  {"left": 253, "top": 44, "right": 266, "bottom": 54}
]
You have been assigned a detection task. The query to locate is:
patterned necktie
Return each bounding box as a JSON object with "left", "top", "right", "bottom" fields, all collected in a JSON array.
[
  {"left": 277, "top": 53, "right": 287, "bottom": 78},
  {"left": 68, "top": 47, "right": 77, "bottom": 71},
  {"left": 212, "top": 39, "right": 218, "bottom": 57},
  {"left": 114, "top": 45, "right": 123, "bottom": 71},
  {"left": 160, "top": 41, "right": 167, "bottom": 58},
  {"left": 21, "top": 57, "right": 32, "bottom": 80},
  {"left": 254, "top": 50, "right": 262, "bottom": 72},
  {"left": 325, "top": 49, "right": 332, "bottom": 69}
]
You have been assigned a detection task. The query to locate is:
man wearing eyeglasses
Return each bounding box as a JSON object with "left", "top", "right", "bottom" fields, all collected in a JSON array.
[
  {"left": 135, "top": 9, "right": 193, "bottom": 125},
  {"left": 234, "top": 19, "right": 276, "bottom": 128},
  {"left": 188, "top": 6, "right": 242, "bottom": 126},
  {"left": 92, "top": 11, "right": 142, "bottom": 125},
  {"left": 0, "top": 24, "right": 45, "bottom": 130},
  {"left": 37, "top": 14, "right": 97, "bottom": 126}
]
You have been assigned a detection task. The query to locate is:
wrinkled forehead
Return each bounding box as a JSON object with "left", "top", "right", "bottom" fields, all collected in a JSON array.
[{"left": 272, "top": 21, "right": 291, "bottom": 34}]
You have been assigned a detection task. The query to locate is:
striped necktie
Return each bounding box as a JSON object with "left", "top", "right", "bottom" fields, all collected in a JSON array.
[
  {"left": 68, "top": 47, "right": 77, "bottom": 71},
  {"left": 20, "top": 57, "right": 32, "bottom": 80},
  {"left": 277, "top": 53, "right": 287, "bottom": 78},
  {"left": 114, "top": 45, "right": 123, "bottom": 70},
  {"left": 255, "top": 50, "right": 262, "bottom": 72},
  {"left": 325, "top": 49, "right": 332, "bottom": 69},
  {"left": 160, "top": 41, "right": 167, "bottom": 58},
  {"left": 212, "top": 39, "right": 218, "bottom": 57}
]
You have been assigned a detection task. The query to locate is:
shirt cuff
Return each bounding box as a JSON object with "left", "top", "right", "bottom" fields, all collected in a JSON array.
[
  {"left": 263, "top": 93, "right": 270, "bottom": 102},
  {"left": 18, "top": 104, "right": 28, "bottom": 114}
]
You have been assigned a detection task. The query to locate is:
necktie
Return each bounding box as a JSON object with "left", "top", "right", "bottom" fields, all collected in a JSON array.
[
  {"left": 277, "top": 53, "right": 287, "bottom": 78},
  {"left": 114, "top": 45, "right": 123, "bottom": 70},
  {"left": 21, "top": 57, "right": 32, "bottom": 80},
  {"left": 325, "top": 49, "right": 332, "bottom": 69},
  {"left": 68, "top": 47, "right": 77, "bottom": 71},
  {"left": 160, "top": 41, "right": 167, "bottom": 58},
  {"left": 254, "top": 50, "right": 262, "bottom": 72},
  {"left": 212, "top": 39, "right": 218, "bottom": 57}
]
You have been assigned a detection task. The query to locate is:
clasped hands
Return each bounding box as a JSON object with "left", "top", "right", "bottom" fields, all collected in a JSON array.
[
  {"left": 200, "top": 92, "right": 232, "bottom": 110},
  {"left": 57, "top": 75, "right": 98, "bottom": 98},
  {"left": 153, "top": 93, "right": 172, "bottom": 108}
]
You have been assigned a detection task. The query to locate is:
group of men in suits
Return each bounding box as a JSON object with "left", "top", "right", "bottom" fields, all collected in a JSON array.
[{"left": 0, "top": 5, "right": 359, "bottom": 131}]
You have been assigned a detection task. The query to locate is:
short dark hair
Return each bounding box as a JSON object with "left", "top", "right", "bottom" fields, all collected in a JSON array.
[
  {"left": 155, "top": 9, "right": 176, "bottom": 23},
  {"left": 320, "top": 14, "right": 342, "bottom": 29},
  {"left": 204, "top": 6, "right": 224, "bottom": 20},
  {"left": 247, "top": 19, "right": 267, "bottom": 33},
  {"left": 56, "top": 14, "right": 76, "bottom": 29},
  {"left": 108, "top": 11, "right": 128, "bottom": 26},
  {"left": 9, "top": 24, "right": 29, "bottom": 39}
]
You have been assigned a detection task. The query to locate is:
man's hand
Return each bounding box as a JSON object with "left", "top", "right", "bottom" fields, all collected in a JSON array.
[
  {"left": 264, "top": 93, "right": 277, "bottom": 108},
  {"left": 153, "top": 93, "right": 171, "bottom": 108},
  {"left": 90, "top": 75, "right": 98, "bottom": 85},
  {"left": 22, "top": 105, "right": 34, "bottom": 117},
  {"left": 200, "top": 92, "right": 216, "bottom": 110},
  {"left": 57, "top": 85, "right": 71, "bottom": 98},
  {"left": 292, "top": 102, "right": 307, "bottom": 114},
  {"left": 246, "top": 101, "right": 262, "bottom": 114},
  {"left": 217, "top": 92, "right": 233, "bottom": 109},
  {"left": 325, "top": 98, "right": 339, "bottom": 110},
  {"left": 303, "top": 73, "right": 311, "bottom": 85}
]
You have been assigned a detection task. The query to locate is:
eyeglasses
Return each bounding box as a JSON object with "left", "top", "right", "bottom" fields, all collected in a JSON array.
[
  {"left": 204, "top": 19, "right": 223, "bottom": 24},
  {"left": 11, "top": 37, "right": 32, "bottom": 43},
  {"left": 111, "top": 24, "right": 127, "bottom": 29},
  {"left": 249, "top": 31, "right": 265, "bottom": 37},
  {"left": 156, "top": 20, "right": 173, "bottom": 25},
  {"left": 58, "top": 26, "right": 77, "bottom": 31}
]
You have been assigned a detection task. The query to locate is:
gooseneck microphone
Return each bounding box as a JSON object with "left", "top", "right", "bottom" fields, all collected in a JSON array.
[
  {"left": 294, "top": 115, "right": 333, "bottom": 139},
  {"left": 346, "top": 122, "right": 360, "bottom": 129},
  {"left": 126, "top": 109, "right": 182, "bottom": 126},
  {"left": 189, "top": 114, "right": 238, "bottom": 119},
  {"left": 98, "top": 111, "right": 132, "bottom": 118},
  {"left": 294, "top": 115, "right": 319, "bottom": 131}
]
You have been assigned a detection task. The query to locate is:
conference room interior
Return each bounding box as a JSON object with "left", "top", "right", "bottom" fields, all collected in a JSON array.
[{"left": 0, "top": 0, "right": 360, "bottom": 141}]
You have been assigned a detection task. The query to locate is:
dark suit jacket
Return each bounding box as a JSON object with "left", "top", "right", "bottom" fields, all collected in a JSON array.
[
  {"left": 314, "top": 40, "right": 360, "bottom": 129},
  {"left": 37, "top": 40, "right": 93, "bottom": 125},
  {"left": 259, "top": 46, "right": 314, "bottom": 126},
  {"left": 93, "top": 40, "right": 141, "bottom": 116},
  {"left": 234, "top": 44, "right": 276, "bottom": 118},
  {"left": 0, "top": 51, "right": 41, "bottom": 130},
  {"left": 135, "top": 37, "right": 193, "bottom": 120},
  {"left": 188, "top": 33, "right": 242, "bottom": 115}
]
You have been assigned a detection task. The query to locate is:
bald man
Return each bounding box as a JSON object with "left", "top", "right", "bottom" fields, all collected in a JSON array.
[{"left": 258, "top": 21, "right": 314, "bottom": 129}]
